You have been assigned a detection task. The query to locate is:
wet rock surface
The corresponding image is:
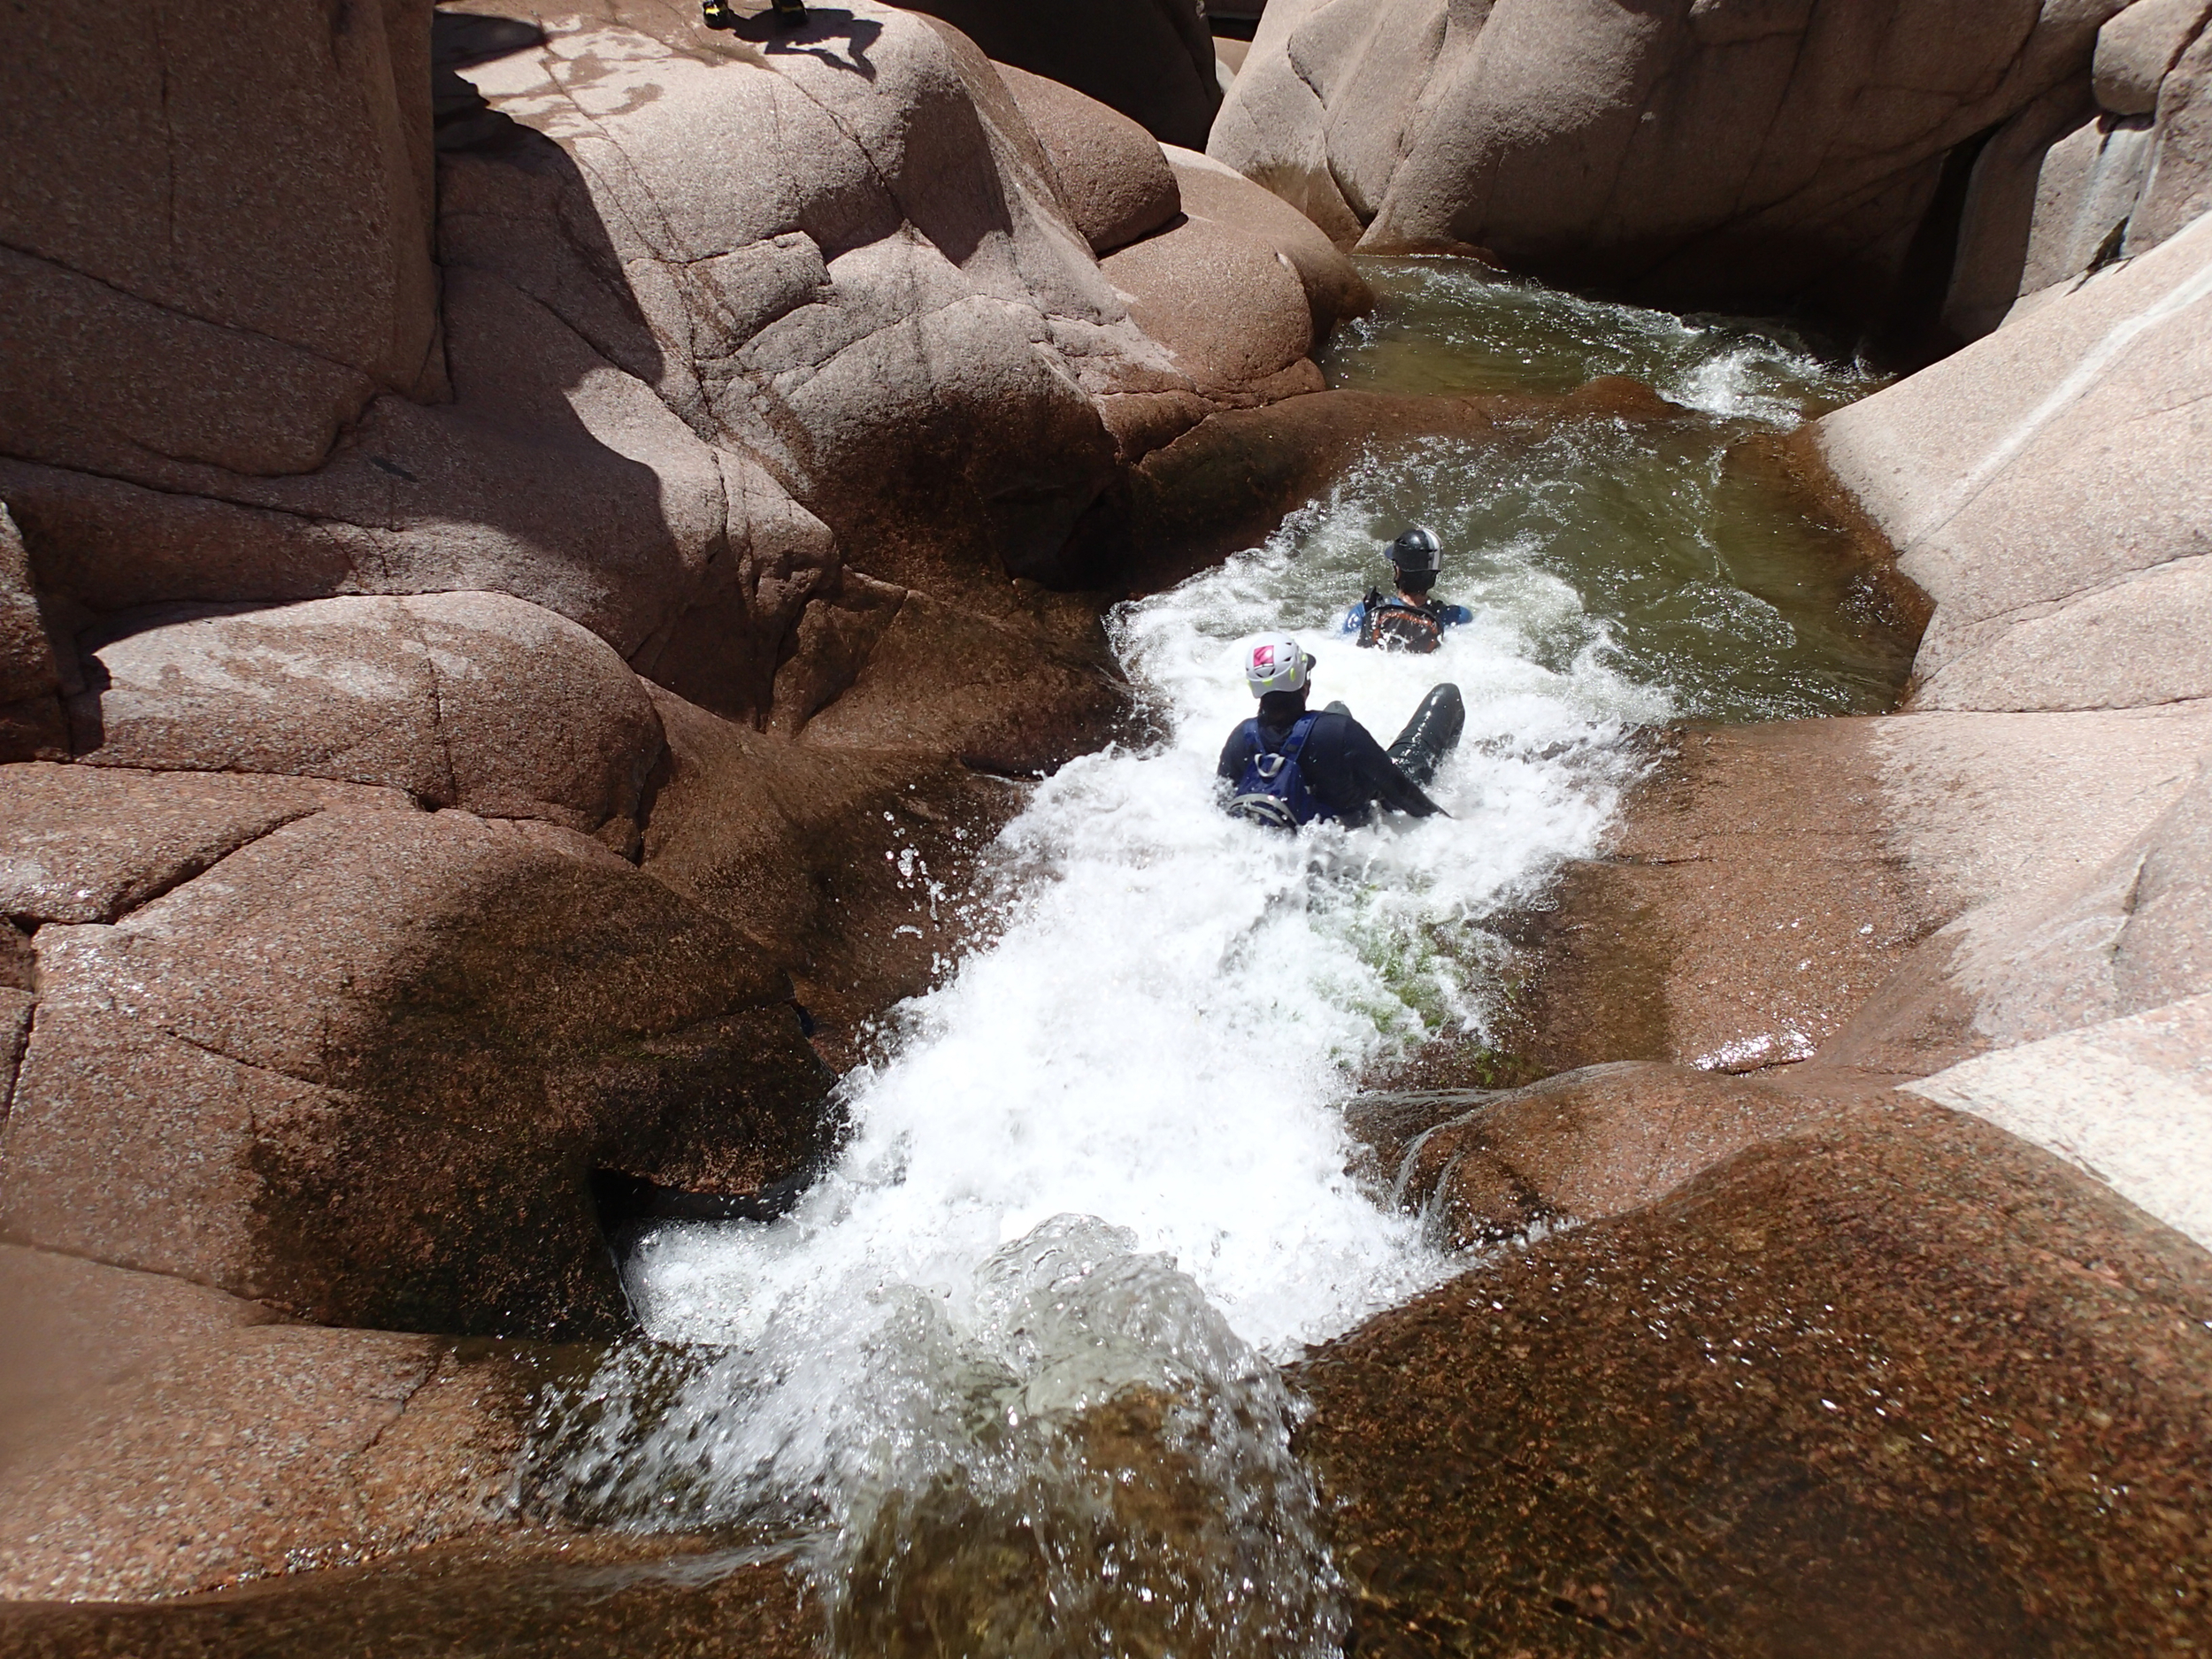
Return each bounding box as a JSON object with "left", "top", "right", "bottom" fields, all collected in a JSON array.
[
  {"left": 1486, "top": 697, "right": 2212, "bottom": 1089},
  {"left": 642, "top": 685, "right": 1023, "bottom": 1063},
  {"left": 0, "top": 1540, "right": 817, "bottom": 1659},
  {"left": 1298, "top": 1097, "right": 2212, "bottom": 1657},
  {"left": 1493, "top": 721, "right": 1941, "bottom": 1084},
  {"left": 0, "top": 801, "right": 834, "bottom": 1337},
  {"left": 1363, "top": 1062, "right": 1848, "bottom": 1251}
]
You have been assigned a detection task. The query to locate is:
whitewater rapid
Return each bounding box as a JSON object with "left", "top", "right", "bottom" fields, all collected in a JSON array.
[
  {"left": 533, "top": 267, "right": 1889, "bottom": 1650},
  {"left": 640, "top": 487, "right": 1663, "bottom": 1348}
]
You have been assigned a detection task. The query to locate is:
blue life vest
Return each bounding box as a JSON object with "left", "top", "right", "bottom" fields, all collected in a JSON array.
[{"left": 1226, "top": 713, "right": 1333, "bottom": 829}]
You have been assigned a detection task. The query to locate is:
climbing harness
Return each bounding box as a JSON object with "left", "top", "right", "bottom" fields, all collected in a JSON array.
[{"left": 1357, "top": 588, "right": 1448, "bottom": 655}]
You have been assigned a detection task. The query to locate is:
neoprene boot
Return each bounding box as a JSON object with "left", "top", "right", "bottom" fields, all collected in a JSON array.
[{"left": 1387, "top": 682, "right": 1466, "bottom": 787}]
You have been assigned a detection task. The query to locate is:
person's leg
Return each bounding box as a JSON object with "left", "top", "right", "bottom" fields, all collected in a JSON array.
[{"left": 1387, "top": 683, "right": 1465, "bottom": 787}]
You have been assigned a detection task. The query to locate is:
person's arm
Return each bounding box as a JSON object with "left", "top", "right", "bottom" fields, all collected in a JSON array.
[
  {"left": 1342, "top": 719, "right": 1445, "bottom": 817},
  {"left": 1217, "top": 724, "right": 1256, "bottom": 784}
]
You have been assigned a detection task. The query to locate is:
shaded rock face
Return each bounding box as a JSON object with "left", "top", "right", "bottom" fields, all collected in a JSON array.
[
  {"left": 889, "top": 0, "right": 1222, "bottom": 148},
  {"left": 0, "top": 0, "right": 1286, "bottom": 753},
  {"left": 0, "top": 0, "right": 445, "bottom": 480},
  {"left": 1297, "top": 1098, "right": 2212, "bottom": 1657},
  {"left": 1939, "top": 0, "right": 2212, "bottom": 340},
  {"left": 1211, "top": 0, "right": 2129, "bottom": 323},
  {"left": 0, "top": 506, "right": 67, "bottom": 764},
  {"left": 2098, "top": 0, "right": 2212, "bottom": 115},
  {"left": 641, "top": 685, "right": 1023, "bottom": 1062},
  {"left": 0, "top": 787, "right": 835, "bottom": 1338}
]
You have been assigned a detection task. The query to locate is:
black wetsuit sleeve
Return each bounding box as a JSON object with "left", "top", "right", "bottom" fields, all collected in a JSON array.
[{"left": 1342, "top": 719, "right": 1444, "bottom": 817}]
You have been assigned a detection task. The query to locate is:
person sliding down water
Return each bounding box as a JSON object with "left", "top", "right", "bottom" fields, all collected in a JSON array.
[
  {"left": 1218, "top": 638, "right": 1465, "bottom": 829},
  {"left": 1340, "top": 526, "right": 1473, "bottom": 654}
]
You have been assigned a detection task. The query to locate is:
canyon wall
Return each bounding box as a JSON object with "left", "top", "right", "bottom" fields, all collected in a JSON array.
[{"left": 1213, "top": 0, "right": 2212, "bottom": 343}]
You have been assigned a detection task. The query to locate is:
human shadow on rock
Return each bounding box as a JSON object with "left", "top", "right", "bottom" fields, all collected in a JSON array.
[{"left": 718, "top": 6, "right": 882, "bottom": 78}]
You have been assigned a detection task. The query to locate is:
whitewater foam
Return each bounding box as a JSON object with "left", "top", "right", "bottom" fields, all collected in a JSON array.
[{"left": 532, "top": 268, "right": 1886, "bottom": 1649}]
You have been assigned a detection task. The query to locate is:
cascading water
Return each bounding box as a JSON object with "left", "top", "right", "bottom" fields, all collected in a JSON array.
[{"left": 530, "top": 262, "right": 1898, "bottom": 1654}]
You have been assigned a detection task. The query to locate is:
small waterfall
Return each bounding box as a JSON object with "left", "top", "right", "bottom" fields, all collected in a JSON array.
[{"left": 526, "top": 264, "right": 1895, "bottom": 1654}]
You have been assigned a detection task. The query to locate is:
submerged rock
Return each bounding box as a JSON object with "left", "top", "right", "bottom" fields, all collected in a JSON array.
[
  {"left": 1122, "top": 379, "right": 1684, "bottom": 593},
  {"left": 1298, "top": 1097, "right": 2212, "bottom": 1656},
  {"left": 0, "top": 1541, "right": 817, "bottom": 1659}
]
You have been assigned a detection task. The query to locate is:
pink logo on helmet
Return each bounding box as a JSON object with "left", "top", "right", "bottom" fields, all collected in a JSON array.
[{"left": 1254, "top": 645, "right": 1276, "bottom": 669}]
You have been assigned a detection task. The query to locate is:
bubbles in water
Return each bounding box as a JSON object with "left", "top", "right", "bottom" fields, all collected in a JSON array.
[
  {"left": 1318, "top": 257, "right": 1886, "bottom": 421},
  {"left": 531, "top": 486, "right": 1645, "bottom": 1647},
  {"left": 549, "top": 1218, "right": 1341, "bottom": 1656},
  {"left": 1317, "top": 260, "right": 1914, "bottom": 719},
  {"left": 529, "top": 265, "right": 1898, "bottom": 1655}
]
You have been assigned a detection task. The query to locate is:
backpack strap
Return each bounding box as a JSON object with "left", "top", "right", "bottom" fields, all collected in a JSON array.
[{"left": 1357, "top": 588, "right": 1384, "bottom": 649}]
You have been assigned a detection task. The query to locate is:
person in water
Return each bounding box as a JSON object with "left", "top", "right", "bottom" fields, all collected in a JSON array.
[
  {"left": 1217, "top": 637, "right": 1465, "bottom": 829},
  {"left": 1340, "top": 526, "right": 1473, "bottom": 654}
]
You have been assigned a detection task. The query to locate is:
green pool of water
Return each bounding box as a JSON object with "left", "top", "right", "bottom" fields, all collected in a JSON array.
[{"left": 1309, "top": 257, "right": 1914, "bottom": 721}]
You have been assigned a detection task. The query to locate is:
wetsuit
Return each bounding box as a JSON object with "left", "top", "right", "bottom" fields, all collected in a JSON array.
[
  {"left": 1340, "top": 595, "right": 1473, "bottom": 643},
  {"left": 1217, "top": 689, "right": 1459, "bottom": 824}
]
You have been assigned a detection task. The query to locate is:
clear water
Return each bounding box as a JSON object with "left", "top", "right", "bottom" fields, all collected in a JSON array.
[
  {"left": 1319, "top": 257, "right": 1905, "bottom": 720},
  {"left": 533, "top": 264, "right": 1900, "bottom": 1653}
]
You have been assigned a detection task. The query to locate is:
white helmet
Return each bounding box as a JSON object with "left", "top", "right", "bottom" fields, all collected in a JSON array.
[{"left": 1244, "top": 636, "right": 1314, "bottom": 696}]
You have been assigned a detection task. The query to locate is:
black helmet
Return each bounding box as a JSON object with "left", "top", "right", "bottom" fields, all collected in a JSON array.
[{"left": 1388, "top": 526, "right": 1442, "bottom": 574}]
